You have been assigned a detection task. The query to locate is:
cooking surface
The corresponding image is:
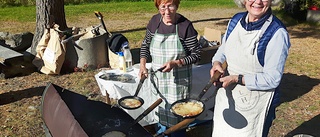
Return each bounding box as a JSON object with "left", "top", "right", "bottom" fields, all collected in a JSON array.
[{"left": 55, "top": 85, "right": 153, "bottom": 137}]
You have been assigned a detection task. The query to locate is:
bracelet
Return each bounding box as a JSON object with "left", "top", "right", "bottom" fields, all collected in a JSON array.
[{"left": 237, "top": 74, "right": 243, "bottom": 85}]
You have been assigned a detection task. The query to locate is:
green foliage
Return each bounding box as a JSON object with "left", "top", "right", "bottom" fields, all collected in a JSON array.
[
  {"left": 279, "top": 0, "right": 320, "bottom": 21},
  {"left": 0, "top": 0, "right": 36, "bottom": 7},
  {"left": 308, "top": 0, "right": 320, "bottom": 7},
  {"left": 273, "top": 9, "right": 304, "bottom": 25}
]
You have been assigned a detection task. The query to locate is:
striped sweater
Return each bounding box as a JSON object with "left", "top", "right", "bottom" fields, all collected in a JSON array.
[{"left": 140, "top": 13, "right": 201, "bottom": 65}]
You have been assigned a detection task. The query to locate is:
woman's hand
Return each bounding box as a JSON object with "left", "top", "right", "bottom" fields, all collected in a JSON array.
[
  {"left": 210, "top": 61, "right": 224, "bottom": 77},
  {"left": 210, "top": 61, "right": 239, "bottom": 88},
  {"left": 210, "top": 61, "right": 224, "bottom": 86},
  {"left": 138, "top": 63, "right": 148, "bottom": 79},
  {"left": 138, "top": 58, "right": 149, "bottom": 79},
  {"left": 219, "top": 75, "right": 237, "bottom": 88},
  {"left": 161, "top": 59, "right": 182, "bottom": 72}
]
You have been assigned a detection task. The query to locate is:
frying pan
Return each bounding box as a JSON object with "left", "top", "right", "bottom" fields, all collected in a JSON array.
[
  {"left": 118, "top": 66, "right": 164, "bottom": 109},
  {"left": 101, "top": 98, "right": 163, "bottom": 137},
  {"left": 170, "top": 62, "right": 227, "bottom": 119},
  {"left": 118, "top": 74, "right": 147, "bottom": 109},
  {"left": 170, "top": 98, "right": 206, "bottom": 119}
]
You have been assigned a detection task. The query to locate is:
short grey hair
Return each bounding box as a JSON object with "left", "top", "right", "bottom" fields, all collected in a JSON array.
[{"left": 233, "top": 0, "right": 281, "bottom": 8}]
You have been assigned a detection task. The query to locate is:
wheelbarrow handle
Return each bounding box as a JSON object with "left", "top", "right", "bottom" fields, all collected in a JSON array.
[
  {"left": 94, "top": 11, "right": 111, "bottom": 37},
  {"left": 94, "top": 11, "right": 103, "bottom": 19}
]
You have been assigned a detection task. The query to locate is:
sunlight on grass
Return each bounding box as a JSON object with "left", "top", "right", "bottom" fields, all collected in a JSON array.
[
  {"left": 0, "top": 0, "right": 235, "bottom": 22},
  {"left": 123, "top": 30, "right": 146, "bottom": 48},
  {"left": 0, "top": 6, "right": 36, "bottom": 21}
]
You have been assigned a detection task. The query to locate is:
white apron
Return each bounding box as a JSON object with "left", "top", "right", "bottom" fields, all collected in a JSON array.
[{"left": 212, "top": 21, "right": 274, "bottom": 137}]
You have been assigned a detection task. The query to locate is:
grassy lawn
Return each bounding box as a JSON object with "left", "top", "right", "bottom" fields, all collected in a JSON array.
[
  {"left": 0, "top": 0, "right": 237, "bottom": 49},
  {"left": 0, "top": 1, "right": 236, "bottom": 22}
]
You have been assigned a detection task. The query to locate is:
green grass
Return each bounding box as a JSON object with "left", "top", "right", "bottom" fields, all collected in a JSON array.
[
  {"left": 0, "top": 6, "right": 36, "bottom": 21},
  {"left": 0, "top": 0, "right": 235, "bottom": 22},
  {"left": 0, "top": 0, "right": 237, "bottom": 48}
]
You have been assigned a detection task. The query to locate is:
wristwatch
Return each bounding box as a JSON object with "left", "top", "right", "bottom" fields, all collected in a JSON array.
[{"left": 237, "top": 74, "right": 243, "bottom": 85}]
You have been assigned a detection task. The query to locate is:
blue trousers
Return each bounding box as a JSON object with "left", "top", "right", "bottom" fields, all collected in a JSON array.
[{"left": 262, "top": 104, "right": 276, "bottom": 137}]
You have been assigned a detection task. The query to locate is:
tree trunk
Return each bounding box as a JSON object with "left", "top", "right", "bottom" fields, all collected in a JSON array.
[{"left": 30, "top": 0, "right": 68, "bottom": 55}]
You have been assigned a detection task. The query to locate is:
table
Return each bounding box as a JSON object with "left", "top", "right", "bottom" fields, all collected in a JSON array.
[{"left": 95, "top": 63, "right": 217, "bottom": 126}]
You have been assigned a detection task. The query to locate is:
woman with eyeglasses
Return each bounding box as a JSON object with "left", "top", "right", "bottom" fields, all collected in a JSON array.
[
  {"left": 209, "top": 0, "right": 290, "bottom": 136},
  {"left": 138, "top": 0, "right": 201, "bottom": 136}
]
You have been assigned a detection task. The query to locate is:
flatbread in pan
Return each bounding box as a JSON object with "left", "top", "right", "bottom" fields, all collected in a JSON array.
[{"left": 170, "top": 99, "right": 204, "bottom": 118}]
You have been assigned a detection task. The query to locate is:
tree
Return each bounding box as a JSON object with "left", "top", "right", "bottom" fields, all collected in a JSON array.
[{"left": 30, "top": 0, "right": 68, "bottom": 55}]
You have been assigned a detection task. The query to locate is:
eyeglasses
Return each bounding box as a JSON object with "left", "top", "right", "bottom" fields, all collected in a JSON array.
[
  {"left": 247, "top": 0, "right": 269, "bottom": 2},
  {"left": 159, "top": 5, "right": 176, "bottom": 12}
]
